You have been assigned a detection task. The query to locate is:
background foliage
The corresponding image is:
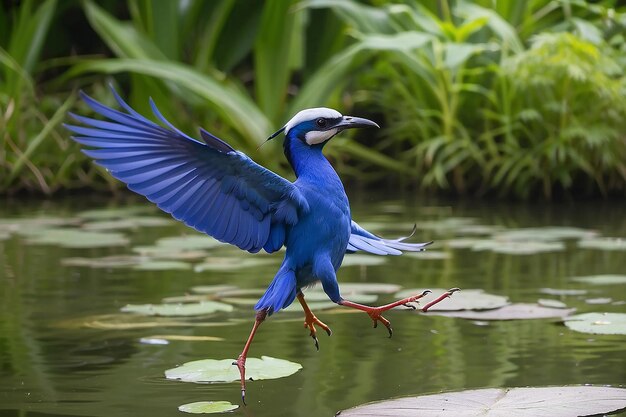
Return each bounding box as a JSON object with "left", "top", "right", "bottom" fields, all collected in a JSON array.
[{"left": 1, "top": 0, "right": 625, "bottom": 198}]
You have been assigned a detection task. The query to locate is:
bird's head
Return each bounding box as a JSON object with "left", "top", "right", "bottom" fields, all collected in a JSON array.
[{"left": 267, "top": 108, "right": 379, "bottom": 146}]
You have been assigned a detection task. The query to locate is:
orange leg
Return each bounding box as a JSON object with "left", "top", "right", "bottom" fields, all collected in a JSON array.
[
  {"left": 339, "top": 288, "right": 459, "bottom": 337},
  {"left": 232, "top": 309, "right": 267, "bottom": 405},
  {"left": 297, "top": 292, "right": 332, "bottom": 350}
]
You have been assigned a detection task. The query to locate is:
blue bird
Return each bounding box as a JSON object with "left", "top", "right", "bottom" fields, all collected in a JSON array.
[{"left": 66, "top": 88, "right": 458, "bottom": 403}]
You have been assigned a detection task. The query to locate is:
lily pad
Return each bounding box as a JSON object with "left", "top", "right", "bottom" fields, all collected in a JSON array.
[
  {"left": 178, "top": 401, "right": 238, "bottom": 414},
  {"left": 578, "top": 237, "right": 626, "bottom": 251},
  {"left": 132, "top": 245, "right": 209, "bottom": 260},
  {"left": 23, "top": 228, "right": 129, "bottom": 248},
  {"left": 537, "top": 299, "right": 568, "bottom": 309},
  {"left": 165, "top": 356, "right": 302, "bottom": 383},
  {"left": 61, "top": 255, "right": 143, "bottom": 268},
  {"left": 417, "top": 217, "right": 477, "bottom": 232},
  {"left": 338, "top": 282, "right": 402, "bottom": 294},
  {"left": 133, "top": 260, "right": 192, "bottom": 271},
  {"left": 191, "top": 285, "right": 240, "bottom": 294},
  {"left": 395, "top": 288, "right": 508, "bottom": 311},
  {"left": 443, "top": 238, "right": 492, "bottom": 249},
  {"left": 337, "top": 386, "right": 626, "bottom": 416},
  {"left": 82, "top": 216, "right": 172, "bottom": 231},
  {"left": 156, "top": 235, "right": 224, "bottom": 250},
  {"left": 493, "top": 227, "right": 598, "bottom": 242},
  {"left": 455, "top": 224, "right": 504, "bottom": 235},
  {"left": 564, "top": 312, "right": 626, "bottom": 335},
  {"left": 427, "top": 303, "right": 575, "bottom": 320},
  {"left": 194, "top": 257, "right": 275, "bottom": 272},
  {"left": 78, "top": 206, "right": 155, "bottom": 220},
  {"left": 59, "top": 314, "right": 233, "bottom": 330},
  {"left": 472, "top": 240, "right": 565, "bottom": 255},
  {"left": 121, "top": 301, "right": 233, "bottom": 316},
  {"left": 141, "top": 335, "right": 224, "bottom": 342},
  {"left": 585, "top": 298, "right": 613, "bottom": 305},
  {"left": 539, "top": 288, "right": 587, "bottom": 296},
  {"left": 571, "top": 275, "right": 626, "bottom": 285},
  {"left": 405, "top": 250, "right": 450, "bottom": 260},
  {"left": 341, "top": 254, "right": 387, "bottom": 267}
]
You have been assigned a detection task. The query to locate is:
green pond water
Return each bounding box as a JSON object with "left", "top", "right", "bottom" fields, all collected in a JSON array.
[{"left": 0, "top": 194, "right": 625, "bottom": 417}]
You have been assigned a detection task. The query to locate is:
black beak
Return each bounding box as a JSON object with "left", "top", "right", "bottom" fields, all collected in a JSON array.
[{"left": 335, "top": 116, "right": 380, "bottom": 131}]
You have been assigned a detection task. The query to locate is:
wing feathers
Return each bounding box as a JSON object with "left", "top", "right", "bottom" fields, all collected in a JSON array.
[{"left": 67, "top": 88, "right": 306, "bottom": 253}]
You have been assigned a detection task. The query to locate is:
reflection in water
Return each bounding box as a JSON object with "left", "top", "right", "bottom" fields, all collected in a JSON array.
[{"left": 0, "top": 195, "right": 624, "bottom": 417}]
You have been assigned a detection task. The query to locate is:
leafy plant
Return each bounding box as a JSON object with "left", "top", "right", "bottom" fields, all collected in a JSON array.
[{"left": 311, "top": 0, "right": 626, "bottom": 198}]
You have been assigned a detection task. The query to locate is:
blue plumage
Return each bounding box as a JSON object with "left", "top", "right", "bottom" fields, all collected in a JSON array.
[{"left": 67, "top": 88, "right": 448, "bottom": 403}]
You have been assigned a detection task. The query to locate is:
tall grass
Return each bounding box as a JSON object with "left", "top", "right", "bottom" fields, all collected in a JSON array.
[
  {"left": 1, "top": 0, "right": 625, "bottom": 198},
  {"left": 0, "top": 0, "right": 107, "bottom": 194}
]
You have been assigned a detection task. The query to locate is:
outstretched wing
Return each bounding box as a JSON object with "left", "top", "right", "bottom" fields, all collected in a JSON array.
[
  {"left": 346, "top": 220, "right": 432, "bottom": 255},
  {"left": 65, "top": 88, "right": 308, "bottom": 254}
]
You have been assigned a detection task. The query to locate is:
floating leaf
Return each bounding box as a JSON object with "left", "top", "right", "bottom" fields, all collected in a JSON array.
[
  {"left": 156, "top": 235, "right": 224, "bottom": 250},
  {"left": 61, "top": 255, "right": 143, "bottom": 268},
  {"left": 132, "top": 245, "right": 209, "bottom": 260},
  {"left": 141, "top": 335, "right": 223, "bottom": 343},
  {"left": 121, "top": 301, "right": 233, "bottom": 316},
  {"left": 443, "top": 238, "right": 492, "bottom": 249},
  {"left": 564, "top": 312, "right": 626, "bottom": 335},
  {"left": 537, "top": 299, "right": 568, "bottom": 309},
  {"left": 540, "top": 288, "right": 587, "bottom": 296},
  {"left": 417, "top": 217, "right": 477, "bottom": 232},
  {"left": 578, "top": 237, "right": 626, "bottom": 251},
  {"left": 338, "top": 282, "right": 402, "bottom": 294},
  {"left": 395, "top": 288, "right": 508, "bottom": 311},
  {"left": 337, "top": 386, "right": 626, "bottom": 416},
  {"left": 191, "top": 285, "right": 241, "bottom": 295},
  {"left": 0, "top": 216, "right": 81, "bottom": 233},
  {"left": 493, "top": 227, "right": 598, "bottom": 242},
  {"left": 133, "top": 260, "right": 192, "bottom": 271},
  {"left": 194, "top": 257, "right": 275, "bottom": 272},
  {"left": 585, "top": 298, "right": 613, "bottom": 305},
  {"left": 78, "top": 206, "right": 155, "bottom": 220},
  {"left": 571, "top": 275, "right": 626, "bottom": 285},
  {"left": 405, "top": 250, "right": 450, "bottom": 260},
  {"left": 178, "top": 401, "right": 238, "bottom": 414},
  {"left": 23, "top": 228, "right": 129, "bottom": 248},
  {"left": 341, "top": 254, "right": 387, "bottom": 267},
  {"left": 82, "top": 216, "right": 172, "bottom": 230},
  {"left": 162, "top": 294, "right": 216, "bottom": 303},
  {"left": 427, "top": 303, "right": 575, "bottom": 320},
  {"left": 472, "top": 240, "right": 565, "bottom": 255},
  {"left": 455, "top": 224, "right": 504, "bottom": 235},
  {"left": 165, "top": 356, "right": 302, "bottom": 383},
  {"left": 59, "top": 314, "right": 233, "bottom": 330}
]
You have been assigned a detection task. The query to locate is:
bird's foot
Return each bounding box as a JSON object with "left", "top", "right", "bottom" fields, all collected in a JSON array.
[
  {"left": 365, "top": 307, "right": 394, "bottom": 337},
  {"left": 232, "top": 354, "right": 248, "bottom": 405},
  {"left": 303, "top": 312, "right": 332, "bottom": 351},
  {"left": 339, "top": 288, "right": 459, "bottom": 338},
  {"left": 421, "top": 288, "right": 460, "bottom": 312}
]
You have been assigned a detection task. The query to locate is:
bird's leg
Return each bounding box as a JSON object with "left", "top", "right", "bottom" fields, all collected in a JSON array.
[
  {"left": 233, "top": 309, "right": 267, "bottom": 405},
  {"left": 338, "top": 288, "right": 459, "bottom": 337},
  {"left": 297, "top": 292, "right": 332, "bottom": 351}
]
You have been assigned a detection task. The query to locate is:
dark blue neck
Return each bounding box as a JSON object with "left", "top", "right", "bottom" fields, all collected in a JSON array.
[{"left": 283, "top": 134, "right": 339, "bottom": 184}]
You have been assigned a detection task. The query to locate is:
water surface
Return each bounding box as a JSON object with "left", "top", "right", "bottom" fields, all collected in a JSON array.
[{"left": 0, "top": 194, "right": 624, "bottom": 416}]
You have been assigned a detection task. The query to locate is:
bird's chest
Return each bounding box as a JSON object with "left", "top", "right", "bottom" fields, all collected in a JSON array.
[{"left": 286, "top": 182, "right": 351, "bottom": 262}]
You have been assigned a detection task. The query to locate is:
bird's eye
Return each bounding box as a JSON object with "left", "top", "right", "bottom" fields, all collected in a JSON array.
[{"left": 316, "top": 118, "right": 327, "bottom": 128}]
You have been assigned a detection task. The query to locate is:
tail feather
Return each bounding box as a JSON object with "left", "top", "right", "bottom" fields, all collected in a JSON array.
[{"left": 254, "top": 266, "right": 296, "bottom": 315}]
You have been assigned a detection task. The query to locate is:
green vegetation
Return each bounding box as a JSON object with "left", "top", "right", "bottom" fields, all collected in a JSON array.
[{"left": 1, "top": 0, "right": 625, "bottom": 198}]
